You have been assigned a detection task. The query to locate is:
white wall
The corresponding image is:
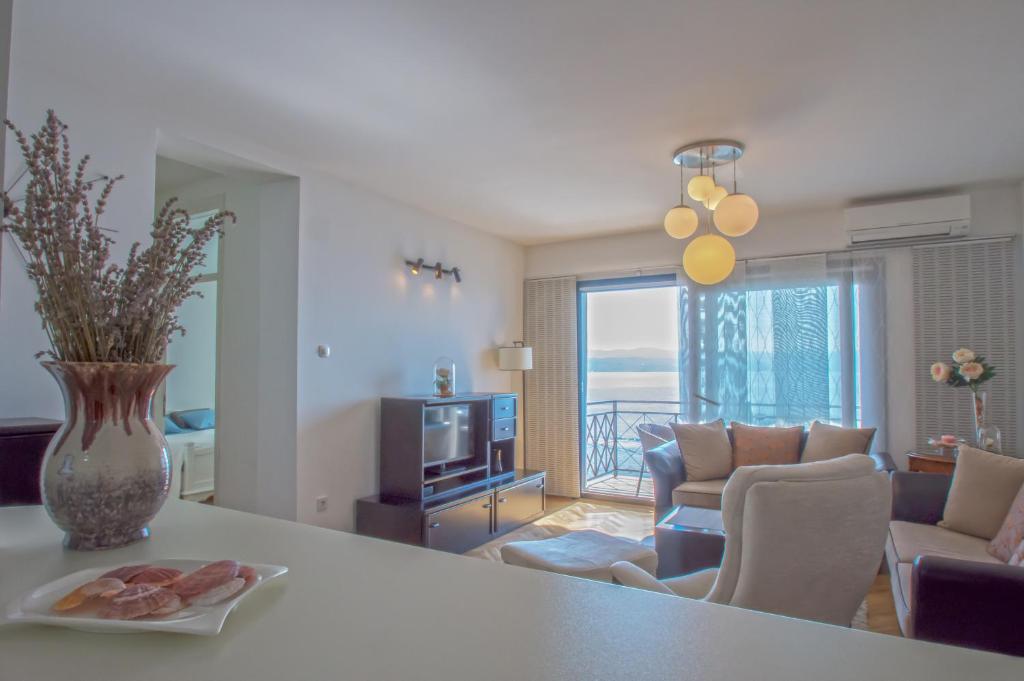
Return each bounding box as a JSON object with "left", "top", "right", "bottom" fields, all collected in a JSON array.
[
  {"left": 156, "top": 173, "right": 301, "bottom": 522},
  {"left": 0, "top": 0, "right": 10, "bottom": 185},
  {"left": 295, "top": 172, "right": 523, "bottom": 527},
  {"left": 165, "top": 280, "right": 217, "bottom": 413},
  {"left": 1, "top": 10, "right": 524, "bottom": 531},
  {"left": 527, "top": 184, "right": 1024, "bottom": 468}
]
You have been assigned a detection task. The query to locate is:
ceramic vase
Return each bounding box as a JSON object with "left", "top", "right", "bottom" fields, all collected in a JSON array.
[{"left": 40, "top": 361, "right": 174, "bottom": 550}]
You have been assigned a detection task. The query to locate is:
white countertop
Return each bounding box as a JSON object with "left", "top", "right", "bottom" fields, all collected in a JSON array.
[{"left": 1, "top": 500, "right": 1019, "bottom": 680}]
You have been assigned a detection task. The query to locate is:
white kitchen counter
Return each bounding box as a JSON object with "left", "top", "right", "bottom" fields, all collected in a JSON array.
[{"left": 0, "top": 500, "right": 1019, "bottom": 680}]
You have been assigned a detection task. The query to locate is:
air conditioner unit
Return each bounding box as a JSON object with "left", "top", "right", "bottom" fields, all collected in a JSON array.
[{"left": 844, "top": 195, "right": 970, "bottom": 246}]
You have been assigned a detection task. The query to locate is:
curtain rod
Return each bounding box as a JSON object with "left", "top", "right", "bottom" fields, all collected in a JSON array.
[{"left": 526, "top": 234, "right": 1018, "bottom": 282}]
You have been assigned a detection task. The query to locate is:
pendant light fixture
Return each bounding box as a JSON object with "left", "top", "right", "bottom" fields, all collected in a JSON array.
[
  {"left": 663, "top": 158, "right": 698, "bottom": 239},
  {"left": 713, "top": 148, "right": 759, "bottom": 237},
  {"left": 668, "top": 140, "right": 753, "bottom": 285}
]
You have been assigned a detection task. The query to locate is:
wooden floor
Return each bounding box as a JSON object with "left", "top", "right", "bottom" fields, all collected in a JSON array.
[
  {"left": 866, "top": 573, "right": 902, "bottom": 636},
  {"left": 584, "top": 474, "right": 654, "bottom": 499}
]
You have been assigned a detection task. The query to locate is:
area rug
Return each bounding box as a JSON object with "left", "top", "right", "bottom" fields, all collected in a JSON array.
[{"left": 465, "top": 499, "right": 871, "bottom": 631}]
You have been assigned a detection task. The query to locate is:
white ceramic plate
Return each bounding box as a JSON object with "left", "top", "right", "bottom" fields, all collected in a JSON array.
[{"left": 4, "top": 559, "right": 287, "bottom": 636}]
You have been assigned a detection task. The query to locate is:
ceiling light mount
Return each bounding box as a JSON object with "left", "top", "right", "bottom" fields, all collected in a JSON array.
[{"left": 672, "top": 140, "right": 745, "bottom": 169}]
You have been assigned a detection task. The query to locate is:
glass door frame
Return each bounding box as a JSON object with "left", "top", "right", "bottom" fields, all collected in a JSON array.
[{"left": 576, "top": 273, "right": 679, "bottom": 500}]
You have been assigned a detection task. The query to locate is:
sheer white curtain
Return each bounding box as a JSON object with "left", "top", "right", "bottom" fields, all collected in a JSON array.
[{"left": 678, "top": 252, "right": 887, "bottom": 450}]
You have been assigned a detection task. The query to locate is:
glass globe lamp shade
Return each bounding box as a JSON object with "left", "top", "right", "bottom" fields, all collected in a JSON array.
[
  {"left": 663, "top": 205, "right": 698, "bottom": 239},
  {"left": 686, "top": 175, "right": 715, "bottom": 202},
  {"left": 704, "top": 185, "right": 729, "bottom": 210},
  {"left": 713, "top": 193, "right": 759, "bottom": 236},
  {"left": 683, "top": 234, "right": 736, "bottom": 285}
]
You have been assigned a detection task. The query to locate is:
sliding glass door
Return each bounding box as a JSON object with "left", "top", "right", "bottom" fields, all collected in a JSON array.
[{"left": 579, "top": 275, "right": 680, "bottom": 500}]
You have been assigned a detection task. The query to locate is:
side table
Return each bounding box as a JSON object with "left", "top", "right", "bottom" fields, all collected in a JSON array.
[
  {"left": 906, "top": 450, "right": 957, "bottom": 475},
  {"left": 654, "top": 505, "right": 726, "bottom": 579}
]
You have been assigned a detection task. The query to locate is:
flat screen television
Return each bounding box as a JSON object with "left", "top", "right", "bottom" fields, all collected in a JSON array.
[{"left": 423, "top": 405, "right": 474, "bottom": 465}]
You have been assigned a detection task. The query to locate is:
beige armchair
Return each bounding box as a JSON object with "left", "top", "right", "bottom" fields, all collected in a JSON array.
[{"left": 611, "top": 453, "right": 892, "bottom": 626}]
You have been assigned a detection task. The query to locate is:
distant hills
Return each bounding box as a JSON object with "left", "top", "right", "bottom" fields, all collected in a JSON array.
[{"left": 588, "top": 347, "right": 677, "bottom": 372}]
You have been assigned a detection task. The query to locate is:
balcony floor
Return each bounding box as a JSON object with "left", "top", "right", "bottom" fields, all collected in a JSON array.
[{"left": 584, "top": 473, "right": 654, "bottom": 500}]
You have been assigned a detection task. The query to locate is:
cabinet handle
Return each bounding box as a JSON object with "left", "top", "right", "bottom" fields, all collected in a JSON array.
[
  {"left": 498, "top": 497, "right": 508, "bottom": 503},
  {"left": 500, "top": 426, "right": 510, "bottom": 432},
  {"left": 535, "top": 483, "right": 544, "bottom": 489},
  {"left": 429, "top": 522, "right": 441, "bottom": 529},
  {"left": 501, "top": 406, "right": 510, "bottom": 411},
  {"left": 482, "top": 503, "right": 492, "bottom": 509}
]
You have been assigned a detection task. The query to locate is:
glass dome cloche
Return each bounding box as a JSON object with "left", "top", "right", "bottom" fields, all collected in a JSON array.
[{"left": 433, "top": 357, "right": 456, "bottom": 397}]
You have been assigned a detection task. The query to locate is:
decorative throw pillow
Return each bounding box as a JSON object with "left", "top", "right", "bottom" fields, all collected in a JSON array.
[
  {"left": 987, "top": 482, "right": 1024, "bottom": 561},
  {"left": 800, "top": 421, "right": 875, "bottom": 462},
  {"left": 164, "top": 418, "right": 187, "bottom": 435},
  {"left": 730, "top": 422, "right": 803, "bottom": 468},
  {"left": 1010, "top": 540, "right": 1024, "bottom": 567},
  {"left": 940, "top": 446, "right": 1024, "bottom": 540},
  {"left": 670, "top": 419, "right": 732, "bottom": 482},
  {"left": 170, "top": 408, "right": 215, "bottom": 431}
]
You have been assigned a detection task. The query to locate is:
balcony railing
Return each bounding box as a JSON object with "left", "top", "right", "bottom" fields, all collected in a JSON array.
[{"left": 584, "top": 400, "right": 685, "bottom": 498}]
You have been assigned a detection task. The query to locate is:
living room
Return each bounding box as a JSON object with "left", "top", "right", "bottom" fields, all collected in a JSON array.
[{"left": 1, "top": 1, "right": 1023, "bottom": 679}]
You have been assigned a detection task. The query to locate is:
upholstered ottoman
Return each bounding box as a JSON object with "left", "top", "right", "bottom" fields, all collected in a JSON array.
[{"left": 499, "top": 529, "right": 658, "bottom": 582}]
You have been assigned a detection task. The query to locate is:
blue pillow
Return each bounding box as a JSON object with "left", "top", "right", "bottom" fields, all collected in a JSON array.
[
  {"left": 164, "top": 418, "right": 187, "bottom": 435},
  {"left": 170, "top": 408, "right": 215, "bottom": 431}
]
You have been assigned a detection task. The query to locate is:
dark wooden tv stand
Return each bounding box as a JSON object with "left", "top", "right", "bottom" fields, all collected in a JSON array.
[{"left": 356, "top": 393, "right": 546, "bottom": 553}]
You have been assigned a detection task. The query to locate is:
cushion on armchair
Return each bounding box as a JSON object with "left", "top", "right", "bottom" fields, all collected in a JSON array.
[
  {"left": 730, "top": 422, "right": 803, "bottom": 468},
  {"left": 800, "top": 421, "right": 875, "bottom": 462},
  {"left": 939, "top": 446, "right": 1024, "bottom": 540},
  {"left": 670, "top": 419, "right": 732, "bottom": 482},
  {"left": 988, "top": 483, "right": 1024, "bottom": 562},
  {"left": 1010, "top": 540, "right": 1024, "bottom": 566}
]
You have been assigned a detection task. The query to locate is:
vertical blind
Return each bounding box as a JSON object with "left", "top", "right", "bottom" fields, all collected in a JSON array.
[
  {"left": 913, "top": 240, "right": 1018, "bottom": 453},
  {"left": 524, "top": 276, "right": 581, "bottom": 497}
]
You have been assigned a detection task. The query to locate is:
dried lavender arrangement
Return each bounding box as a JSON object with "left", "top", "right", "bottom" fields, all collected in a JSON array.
[
  {"left": 0, "top": 110, "right": 236, "bottom": 550},
  {"left": 1, "top": 110, "right": 235, "bottom": 362}
]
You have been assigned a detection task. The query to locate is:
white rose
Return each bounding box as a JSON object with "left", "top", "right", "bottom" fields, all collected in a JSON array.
[
  {"left": 958, "top": 361, "right": 984, "bottom": 381},
  {"left": 952, "top": 348, "right": 976, "bottom": 364}
]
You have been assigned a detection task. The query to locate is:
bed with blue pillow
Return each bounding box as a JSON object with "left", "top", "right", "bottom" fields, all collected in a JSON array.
[{"left": 164, "top": 409, "right": 215, "bottom": 498}]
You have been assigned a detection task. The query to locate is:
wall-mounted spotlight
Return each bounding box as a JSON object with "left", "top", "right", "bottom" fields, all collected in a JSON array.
[
  {"left": 405, "top": 258, "right": 424, "bottom": 275},
  {"left": 403, "top": 257, "right": 463, "bottom": 283}
]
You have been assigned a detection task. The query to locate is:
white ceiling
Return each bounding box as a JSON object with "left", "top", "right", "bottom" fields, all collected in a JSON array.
[{"left": 16, "top": 1, "right": 1024, "bottom": 244}]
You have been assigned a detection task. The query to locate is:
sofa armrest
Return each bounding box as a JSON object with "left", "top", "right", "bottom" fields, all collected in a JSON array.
[
  {"left": 644, "top": 440, "right": 686, "bottom": 519},
  {"left": 912, "top": 555, "right": 1024, "bottom": 656},
  {"left": 891, "top": 471, "right": 952, "bottom": 524},
  {"left": 869, "top": 451, "right": 896, "bottom": 473}
]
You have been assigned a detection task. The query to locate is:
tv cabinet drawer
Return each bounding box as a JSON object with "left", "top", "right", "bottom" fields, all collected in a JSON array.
[
  {"left": 495, "top": 475, "right": 545, "bottom": 535},
  {"left": 492, "top": 396, "right": 516, "bottom": 420},
  {"left": 424, "top": 491, "right": 493, "bottom": 554},
  {"left": 492, "top": 417, "right": 516, "bottom": 441}
]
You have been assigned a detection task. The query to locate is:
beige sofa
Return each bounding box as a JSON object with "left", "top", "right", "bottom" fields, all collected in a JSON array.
[{"left": 640, "top": 423, "right": 894, "bottom": 518}]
